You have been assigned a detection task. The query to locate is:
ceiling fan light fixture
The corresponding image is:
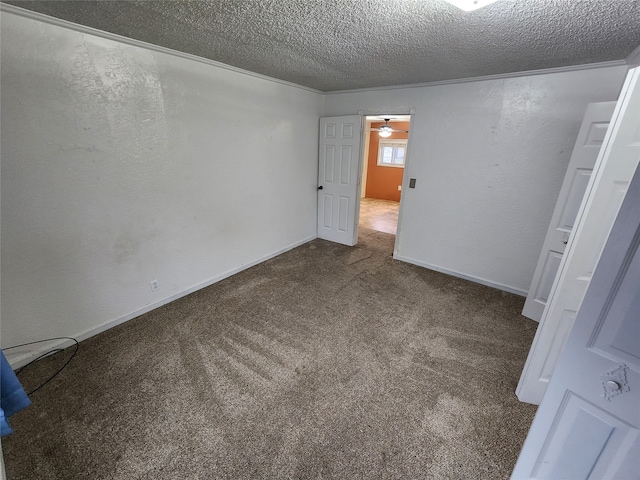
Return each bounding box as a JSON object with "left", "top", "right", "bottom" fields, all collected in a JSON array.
[
  {"left": 378, "top": 124, "right": 393, "bottom": 137},
  {"left": 442, "top": 0, "right": 500, "bottom": 12}
]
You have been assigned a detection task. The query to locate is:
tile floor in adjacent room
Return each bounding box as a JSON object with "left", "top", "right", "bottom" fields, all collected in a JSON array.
[{"left": 358, "top": 197, "right": 399, "bottom": 235}]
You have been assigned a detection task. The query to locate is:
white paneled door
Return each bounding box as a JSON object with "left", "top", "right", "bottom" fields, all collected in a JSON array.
[
  {"left": 517, "top": 67, "right": 640, "bottom": 405},
  {"left": 317, "top": 116, "right": 363, "bottom": 246},
  {"left": 522, "top": 101, "right": 616, "bottom": 322},
  {"left": 512, "top": 164, "right": 640, "bottom": 480}
]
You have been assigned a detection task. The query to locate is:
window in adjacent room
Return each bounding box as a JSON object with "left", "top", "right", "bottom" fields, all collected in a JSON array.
[{"left": 377, "top": 140, "right": 407, "bottom": 167}]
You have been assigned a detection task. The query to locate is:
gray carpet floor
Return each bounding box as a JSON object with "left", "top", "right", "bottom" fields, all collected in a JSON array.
[{"left": 3, "top": 228, "right": 538, "bottom": 479}]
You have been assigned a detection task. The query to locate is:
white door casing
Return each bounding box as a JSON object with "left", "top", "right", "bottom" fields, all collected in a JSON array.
[
  {"left": 361, "top": 119, "right": 371, "bottom": 199},
  {"left": 517, "top": 67, "right": 640, "bottom": 405},
  {"left": 317, "top": 115, "right": 363, "bottom": 246},
  {"left": 522, "top": 102, "right": 616, "bottom": 322},
  {"left": 511, "top": 162, "right": 640, "bottom": 480}
]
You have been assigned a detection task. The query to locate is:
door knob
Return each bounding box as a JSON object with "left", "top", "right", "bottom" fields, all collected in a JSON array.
[
  {"left": 601, "top": 364, "right": 630, "bottom": 401},
  {"left": 605, "top": 380, "right": 621, "bottom": 391},
  {"left": 318, "top": 186, "right": 323, "bottom": 190}
]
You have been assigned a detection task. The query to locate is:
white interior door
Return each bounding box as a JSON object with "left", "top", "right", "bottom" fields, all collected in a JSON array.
[
  {"left": 317, "top": 115, "right": 362, "bottom": 246},
  {"left": 522, "top": 101, "right": 616, "bottom": 322},
  {"left": 512, "top": 163, "right": 640, "bottom": 480},
  {"left": 517, "top": 67, "right": 640, "bottom": 405}
]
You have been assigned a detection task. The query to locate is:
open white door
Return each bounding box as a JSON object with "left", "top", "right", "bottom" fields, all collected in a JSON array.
[
  {"left": 517, "top": 67, "right": 640, "bottom": 405},
  {"left": 522, "top": 101, "right": 616, "bottom": 322},
  {"left": 512, "top": 163, "right": 640, "bottom": 480},
  {"left": 317, "top": 115, "right": 362, "bottom": 246}
]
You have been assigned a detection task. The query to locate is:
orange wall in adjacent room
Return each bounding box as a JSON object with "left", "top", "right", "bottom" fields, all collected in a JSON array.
[{"left": 365, "top": 121, "right": 409, "bottom": 202}]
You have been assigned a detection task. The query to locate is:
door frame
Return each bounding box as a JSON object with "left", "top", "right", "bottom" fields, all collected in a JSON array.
[{"left": 356, "top": 109, "right": 415, "bottom": 255}]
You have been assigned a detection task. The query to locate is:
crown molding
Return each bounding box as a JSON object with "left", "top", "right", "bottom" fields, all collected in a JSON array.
[
  {"left": 1, "top": 2, "right": 632, "bottom": 96},
  {"left": 327, "top": 60, "right": 628, "bottom": 95},
  {"left": 626, "top": 44, "right": 640, "bottom": 67},
  {"left": 0, "top": 3, "right": 323, "bottom": 95}
]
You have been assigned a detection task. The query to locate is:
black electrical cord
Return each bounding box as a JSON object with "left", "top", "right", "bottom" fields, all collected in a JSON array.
[{"left": 3, "top": 337, "right": 79, "bottom": 396}]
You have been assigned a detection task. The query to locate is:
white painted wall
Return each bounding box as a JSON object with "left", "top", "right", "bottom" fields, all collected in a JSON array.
[
  {"left": 0, "top": 9, "right": 629, "bottom": 365},
  {"left": 324, "top": 67, "right": 628, "bottom": 294},
  {"left": 1, "top": 13, "right": 322, "bottom": 360}
]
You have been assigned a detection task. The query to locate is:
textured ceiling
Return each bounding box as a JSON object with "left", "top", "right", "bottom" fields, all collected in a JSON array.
[{"left": 3, "top": 0, "right": 640, "bottom": 92}]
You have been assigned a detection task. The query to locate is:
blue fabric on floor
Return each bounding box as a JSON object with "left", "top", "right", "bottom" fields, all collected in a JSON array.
[
  {"left": 1, "top": 407, "right": 10, "bottom": 436},
  {"left": 1, "top": 350, "right": 31, "bottom": 436}
]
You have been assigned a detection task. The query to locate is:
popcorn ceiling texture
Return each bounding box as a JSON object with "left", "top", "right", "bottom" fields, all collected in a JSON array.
[{"left": 5, "top": 0, "right": 640, "bottom": 91}]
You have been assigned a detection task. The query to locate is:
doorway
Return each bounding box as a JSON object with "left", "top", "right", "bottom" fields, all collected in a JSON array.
[
  {"left": 358, "top": 115, "right": 410, "bottom": 237},
  {"left": 316, "top": 114, "right": 412, "bottom": 248}
]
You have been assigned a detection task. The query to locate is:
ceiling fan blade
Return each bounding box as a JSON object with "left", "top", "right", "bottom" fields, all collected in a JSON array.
[
  {"left": 369, "top": 118, "right": 409, "bottom": 133},
  {"left": 368, "top": 128, "right": 409, "bottom": 133}
]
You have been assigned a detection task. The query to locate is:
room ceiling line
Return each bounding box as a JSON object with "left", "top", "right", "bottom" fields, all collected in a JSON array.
[
  {"left": 628, "top": 44, "right": 640, "bottom": 66},
  {"left": 327, "top": 60, "right": 628, "bottom": 95},
  {"left": 0, "top": 2, "right": 640, "bottom": 94},
  {"left": 2, "top": 0, "right": 639, "bottom": 92},
  {"left": 0, "top": 3, "right": 323, "bottom": 95}
]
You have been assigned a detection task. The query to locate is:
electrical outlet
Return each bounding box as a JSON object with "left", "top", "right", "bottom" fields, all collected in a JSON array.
[
  {"left": 150, "top": 280, "right": 159, "bottom": 292},
  {"left": 398, "top": 185, "right": 402, "bottom": 191}
]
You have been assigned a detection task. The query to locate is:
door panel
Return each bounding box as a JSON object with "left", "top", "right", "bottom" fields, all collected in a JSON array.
[
  {"left": 557, "top": 168, "right": 591, "bottom": 229},
  {"left": 322, "top": 196, "right": 333, "bottom": 228},
  {"left": 513, "top": 69, "right": 640, "bottom": 479},
  {"left": 317, "top": 116, "right": 362, "bottom": 245},
  {"left": 534, "top": 251, "right": 563, "bottom": 305},
  {"left": 324, "top": 146, "right": 335, "bottom": 182},
  {"left": 340, "top": 146, "right": 352, "bottom": 184},
  {"left": 522, "top": 102, "right": 616, "bottom": 321},
  {"left": 513, "top": 151, "right": 640, "bottom": 480},
  {"left": 517, "top": 69, "right": 640, "bottom": 405},
  {"left": 531, "top": 393, "right": 639, "bottom": 480},
  {"left": 538, "top": 309, "right": 574, "bottom": 381},
  {"left": 338, "top": 196, "right": 349, "bottom": 231},
  {"left": 591, "top": 268, "right": 640, "bottom": 369}
]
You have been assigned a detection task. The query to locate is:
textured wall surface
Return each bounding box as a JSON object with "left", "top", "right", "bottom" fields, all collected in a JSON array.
[
  {"left": 1, "top": 12, "right": 322, "bottom": 353},
  {"left": 3, "top": 0, "right": 640, "bottom": 91},
  {"left": 325, "top": 65, "right": 628, "bottom": 293}
]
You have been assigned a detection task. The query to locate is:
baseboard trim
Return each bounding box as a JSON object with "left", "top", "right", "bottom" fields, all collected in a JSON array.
[
  {"left": 6, "top": 235, "right": 317, "bottom": 369},
  {"left": 393, "top": 254, "right": 528, "bottom": 297}
]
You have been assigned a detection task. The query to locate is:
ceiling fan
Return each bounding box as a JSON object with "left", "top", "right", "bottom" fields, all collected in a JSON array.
[{"left": 369, "top": 118, "right": 409, "bottom": 137}]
